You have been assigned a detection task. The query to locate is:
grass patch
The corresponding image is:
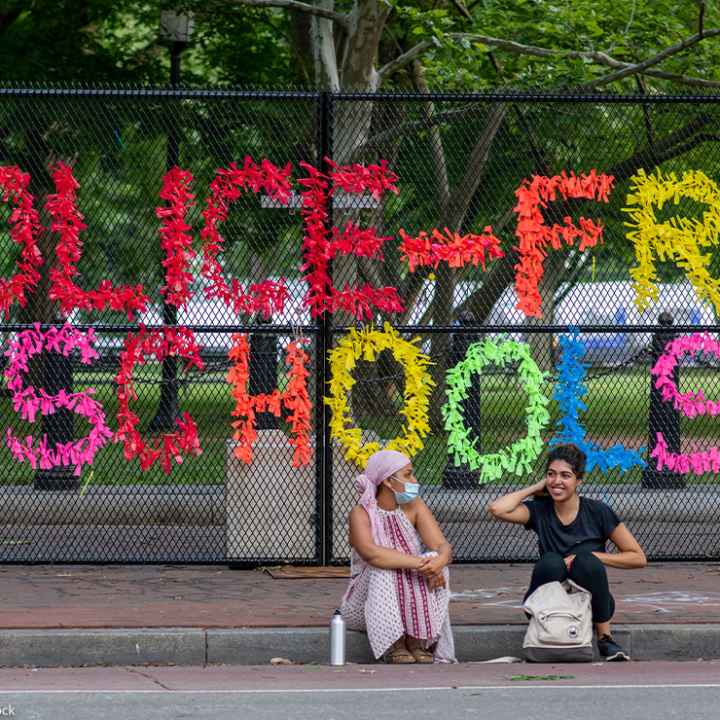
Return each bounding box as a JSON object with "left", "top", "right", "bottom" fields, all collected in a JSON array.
[
  {"left": 0, "top": 367, "right": 235, "bottom": 486},
  {"left": 358, "top": 367, "right": 720, "bottom": 487},
  {"left": 0, "top": 366, "right": 717, "bottom": 486}
]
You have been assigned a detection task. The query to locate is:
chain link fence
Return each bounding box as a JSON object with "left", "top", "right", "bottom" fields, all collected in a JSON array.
[{"left": 0, "top": 87, "right": 718, "bottom": 563}]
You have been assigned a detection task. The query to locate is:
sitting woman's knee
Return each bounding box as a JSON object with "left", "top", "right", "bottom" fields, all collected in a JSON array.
[
  {"left": 534, "top": 552, "right": 567, "bottom": 578},
  {"left": 573, "top": 552, "right": 604, "bottom": 572},
  {"left": 571, "top": 552, "right": 607, "bottom": 581}
]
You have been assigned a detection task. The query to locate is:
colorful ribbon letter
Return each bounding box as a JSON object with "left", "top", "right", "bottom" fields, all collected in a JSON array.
[
  {"left": 227, "top": 334, "right": 312, "bottom": 467},
  {"left": 325, "top": 323, "right": 433, "bottom": 467},
  {"left": 46, "top": 162, "right": 149, "bottom": 320},
  {"left": 299, "top": 160, "right": 404, "bottom": 321},
  {"left": 115, "top": 327, "right": 204, "bottom": 473},
  {"left": 4, "top": 324, "right": 112, "bottom": 476},
  {"left": 551, "top": 329, "right": 645, "bottom": 472},
  {"left": 624, "top": 169, "right": 720, "bottom": 316},
  {"left": 514, "top": 170, "right": 614, "bottom": 318},
  {"left": 158, "top": 167, "right": 196, "bottom": 308},
  {"left": 0, "top": 165, "right": 43, "bottom": 319},
  {"left": 443, "top": 339, "right": 550, "bottom": 482},
  {"left": 200, "top": 157, "right": 293, "bottom": 318},
  {"left": 650, "top": 332, "right": 720, "bottom": 475}
]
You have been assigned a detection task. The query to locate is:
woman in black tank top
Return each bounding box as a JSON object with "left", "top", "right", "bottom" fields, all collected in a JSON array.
[{"left": 487, "top": 443, "right": 646, "bottom": 661}]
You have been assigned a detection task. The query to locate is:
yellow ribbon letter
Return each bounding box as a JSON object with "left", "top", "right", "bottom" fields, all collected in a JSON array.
[
  {"left": 325, "top": 323, "right": 434, "bottom": 468},
  {"left": 624, "top": 168, "right": 720, "bottom": 315}
]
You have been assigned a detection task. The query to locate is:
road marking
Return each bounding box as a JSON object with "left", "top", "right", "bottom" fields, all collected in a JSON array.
[{"left": 1, "top": 684, "right": 720, "bottom": 694}]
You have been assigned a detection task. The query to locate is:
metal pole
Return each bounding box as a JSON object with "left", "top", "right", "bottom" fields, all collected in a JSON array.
[
  {"left": 642, "top": 311, "right": 684, "bottom": 489},
  {"left": 33, "top": 350, "right": 77, "bottom": 490},
  {"left": 149, "top": 40, "right": 183, "bottom": 432},
  {"left": 249, "top": 317, "right": 279, "bottom": 430},
  {"left": 313, "top": 91, "right": 333, "bottom": 565}
]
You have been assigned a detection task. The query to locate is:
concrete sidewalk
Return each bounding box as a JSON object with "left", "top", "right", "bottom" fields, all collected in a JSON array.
[{"left": 0, "top": 562, "right": 718, "bottom": 667}]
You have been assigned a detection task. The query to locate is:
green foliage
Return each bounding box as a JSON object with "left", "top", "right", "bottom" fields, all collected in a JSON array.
[
  {"left": 0, "top": 1, "right": 718, "bottom": 309},
  {"left": 378, "top": 0, "right": 720, "bottom": 91}
]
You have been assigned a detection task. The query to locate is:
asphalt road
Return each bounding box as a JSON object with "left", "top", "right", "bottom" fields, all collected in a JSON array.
[{"left": 1, "top": 662, "right": 719, "bottom": 720}]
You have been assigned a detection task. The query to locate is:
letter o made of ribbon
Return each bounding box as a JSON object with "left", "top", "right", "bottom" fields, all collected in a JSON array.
[
  {"left": 443, "top": 339, "right": 550, "bottom": 483},
  {"left": 325, "top": 323, "right": 434, "bottom": 468}
]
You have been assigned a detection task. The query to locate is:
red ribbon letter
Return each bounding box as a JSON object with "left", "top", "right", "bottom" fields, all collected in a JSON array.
[
  {"left": 158, "top": 167, "right": 196, "bottom": 308},
  {"left": 299, "top": 159, "right": 404, "bottom": 321},
  {"left": 46, "top": 163, "right": 149, "bottom": 319},
  {"left": 200, "top": 158, "right": 293, "bottom": 318},
  {"left": 0, "top": 166, "right": 43, "bottom": 318},
  {"left": 115, "top": 327, "right": 204, "bottom": 473}
]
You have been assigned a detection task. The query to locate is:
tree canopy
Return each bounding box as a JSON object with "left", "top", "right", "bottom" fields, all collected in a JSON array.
[{"left": 2, "top": 1, "right": 720, "bottom": 429}]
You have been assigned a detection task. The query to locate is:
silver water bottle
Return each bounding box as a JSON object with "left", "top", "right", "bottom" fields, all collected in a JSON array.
[{"left": 329, "top": 609, "right": 346, "bottom": 666}]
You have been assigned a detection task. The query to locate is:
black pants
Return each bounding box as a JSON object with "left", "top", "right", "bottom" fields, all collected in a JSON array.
[{"left": 524, "top": 552, "right": 615, "bottom": 624}]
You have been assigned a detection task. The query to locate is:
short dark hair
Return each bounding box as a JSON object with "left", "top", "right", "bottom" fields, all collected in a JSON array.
[{"left": 546, "top": 444, "right": 586, "bottom": 479}]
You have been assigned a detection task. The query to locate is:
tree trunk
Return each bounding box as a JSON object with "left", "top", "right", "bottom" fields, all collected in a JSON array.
[
  {"left": 523, "top": 249, "right": 566, "bottom": 373},
  {"left": 426, "top": 105, "right": 508, "bottom": 432}
]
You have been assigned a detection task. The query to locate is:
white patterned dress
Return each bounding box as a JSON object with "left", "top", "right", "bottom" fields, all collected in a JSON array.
[{"left": 340, "top": 506, "right": 455, "bottom": 662}]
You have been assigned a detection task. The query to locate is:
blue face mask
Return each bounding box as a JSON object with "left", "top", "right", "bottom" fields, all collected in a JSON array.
[{"left": 393, "top": 481, "right": 420, "bottom": 504}]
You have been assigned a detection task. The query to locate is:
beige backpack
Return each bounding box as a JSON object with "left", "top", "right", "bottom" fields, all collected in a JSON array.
[{"left": 522, "top": 580, "right": 593, "bottom": 663}]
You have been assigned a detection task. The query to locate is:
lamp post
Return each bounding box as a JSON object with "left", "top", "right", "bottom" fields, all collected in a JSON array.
[{"left": 149, "top": 11, "right": 195, "bottom": 432}]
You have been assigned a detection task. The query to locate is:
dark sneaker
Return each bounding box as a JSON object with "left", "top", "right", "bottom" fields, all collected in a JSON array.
[{"left": 598, "top": 634, "right": 630, "bottom": 662}]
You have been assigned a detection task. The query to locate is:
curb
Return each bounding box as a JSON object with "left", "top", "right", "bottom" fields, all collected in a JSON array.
[{"left": 1, "top": 624, "right": 718, "bottom": 667}]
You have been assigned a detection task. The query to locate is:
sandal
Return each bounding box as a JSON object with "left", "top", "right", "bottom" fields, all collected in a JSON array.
[
  {"left": 384, "top": 638, "right": 416, "bottom": 664},
  {"left": 406, "top": 638, "right": 434, "bottom": 664}
]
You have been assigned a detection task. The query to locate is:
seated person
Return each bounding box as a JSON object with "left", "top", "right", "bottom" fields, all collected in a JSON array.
[
  {"left": 340, "top": 449, "right": 455, "bottom": 664},
  {"left": 487, "top": 443, "right": 646, "bottom": 661}
]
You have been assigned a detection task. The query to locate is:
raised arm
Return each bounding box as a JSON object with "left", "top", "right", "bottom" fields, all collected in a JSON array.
[
  {"left": 593, "top": 523, "right": 647, "bottom": 569},
  {"left": 486, "top": 478, "right": 547, "bottom": 524},
  {"left": 349, "top": 506, "right": 424, "bottom": 570}
]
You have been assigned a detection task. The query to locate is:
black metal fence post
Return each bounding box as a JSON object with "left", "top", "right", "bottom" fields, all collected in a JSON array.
[
  {"left": 249, "top": 318, "right": 280, "bottom": 429},
  {"left": 33, "top": 349, "right": 77, "bottom": 491},
  {"left": 642, "top": 311, "right": 684, "bottom": 489},
  {"left": 314, "top": 90, "right": 333, "bottom": 565},
  {"left": 442, "top": 312, "right": 480, "bottom": 489}
]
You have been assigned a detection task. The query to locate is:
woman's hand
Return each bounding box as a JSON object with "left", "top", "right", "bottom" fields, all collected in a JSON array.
[
  {"left": 564, "top": 554, "right": 575, "bottom": 570},
  {"left": 426, "top": 572, "right": 446, "bottom": 590},
  {"left": 417, "top": 554, "right": 446, "bottom": 577},
  {"left": 532, "top": 477, "right": 548, "bottom": 497}
]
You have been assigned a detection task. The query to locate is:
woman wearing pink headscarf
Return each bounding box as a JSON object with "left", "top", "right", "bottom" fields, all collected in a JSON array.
[{"left": 340, "top": 449, "right": 455, "bottom": 663}]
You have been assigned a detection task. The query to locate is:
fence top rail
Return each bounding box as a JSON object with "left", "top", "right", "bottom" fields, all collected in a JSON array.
[
  {"left": 334, "top": 324, "right": 720, "bottom": 334},
  {"left": 1, "top": 85, "right": 720, "bottom": 103},
  {"left": 332, "top": 91, "right": 720, "bottom": 103},
  {"left": 0, "top": 86, "right": 322, "bottom": 100}
]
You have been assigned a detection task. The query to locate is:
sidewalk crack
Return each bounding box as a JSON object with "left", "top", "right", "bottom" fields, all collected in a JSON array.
[{"left": 125, "top": 667, "right": 173, "bottom": 691}]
